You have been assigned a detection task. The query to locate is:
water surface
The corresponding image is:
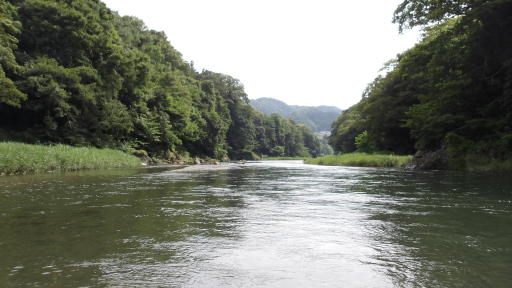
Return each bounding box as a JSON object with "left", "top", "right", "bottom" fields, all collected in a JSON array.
[{"left": 1, "top": 161, "right": 511, "bottom": 287}]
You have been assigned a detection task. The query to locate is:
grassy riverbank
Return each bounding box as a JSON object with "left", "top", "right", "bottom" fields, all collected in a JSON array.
[
  {"left": 305, "top": 153, "right": 413, "bottom": 168},
  {"left": 0, "top": 142, "right": 141, "bottom": 175}
]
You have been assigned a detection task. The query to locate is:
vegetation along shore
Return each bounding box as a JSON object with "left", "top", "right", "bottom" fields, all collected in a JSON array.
[
  {"left": 305, "top": 153, "right": 413, "bottom": 168},
  {"left": 0, "top": 0, "right": 323, "bottom": 166},
  {"left": 0, "top": 142, "right": 141, "bottom": 175},
  {"left": 1, "top": 0, "right": 511, "bottom": 172},
  {"left": 327, "top": 1, "right": 512, "bottom": 171}
]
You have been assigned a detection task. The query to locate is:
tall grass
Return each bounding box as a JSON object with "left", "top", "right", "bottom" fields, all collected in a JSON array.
[
  {"left": 464, "top": 154, "right": 512, "bottom": 171},
  {"left": 305, "top": 153, "right": 413, "bottom": 168},
  {"left": 0, "top": 142, "right": 141, "bottom": 175}
]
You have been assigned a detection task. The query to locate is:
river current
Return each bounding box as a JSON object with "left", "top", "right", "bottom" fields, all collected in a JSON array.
[{"left": 1, "top": 160, "right": 511, "bottom": 287}]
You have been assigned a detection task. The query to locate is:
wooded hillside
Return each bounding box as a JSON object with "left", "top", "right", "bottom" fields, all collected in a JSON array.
[
  {"left": 0, "top": 0, "right": 322, "bottom": 160},
  {"left": 329, "top": 0, "right": 512, "bottom": 169},
  {"left": 251, "top": 97, "right": 342, "bottom": 132}
]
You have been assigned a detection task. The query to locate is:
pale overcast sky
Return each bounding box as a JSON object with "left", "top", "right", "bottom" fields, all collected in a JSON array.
[{"left": 102, "top": 0, "right": 421, "bottom": 109}]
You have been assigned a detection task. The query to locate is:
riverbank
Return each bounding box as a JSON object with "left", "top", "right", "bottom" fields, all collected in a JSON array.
[
  {"left": 305, "top": 153, "right": 413, "bottom": 168},
  {"left": 0, "top": 142, "right": 141, "bottom": 175}
]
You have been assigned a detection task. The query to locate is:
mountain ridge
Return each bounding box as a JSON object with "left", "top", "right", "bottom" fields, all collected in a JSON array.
[{"left": 250, "top": 97, "right": 342, "bottom": 132}]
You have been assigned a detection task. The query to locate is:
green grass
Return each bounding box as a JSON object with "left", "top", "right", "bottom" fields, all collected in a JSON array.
[
  {"left": 463, "top": 154, "right": 512, "bottom": 171},
  {"left": 0, "top": 142, "right": 141, "bottom": 175},
  {"left": 304, "top": 153, "right": 413, "bottom": 168}
]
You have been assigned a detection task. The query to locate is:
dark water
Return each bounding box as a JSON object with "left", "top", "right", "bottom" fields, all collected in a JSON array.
[{"left": 1, "top": 161, "right": 511, "bottom": 287}]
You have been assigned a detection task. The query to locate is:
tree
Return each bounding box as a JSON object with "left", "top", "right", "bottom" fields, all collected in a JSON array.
[
  {"left": 299, "top": 124, "right": 321, "bottom": 157},
  {"left": 393, "top": 0, "right": 474, "bottom": 33},
  {"left": 197, "top": 70, "right": 256, "bottom": 158},
  {"left": 329, "top": 104, "right": 366, "bottom": 154},
  {"left": 355, "top": 131, "right": 376, "bottom": 153},
  {"left": 0, "top": 0, "right": 327, "bottom": 161},
  {"left": 328, "top": 0, "right": 512, "bottom": 168},
  {"left": 394, "top": 0, "right": 512, "bottom": 163},
  {"left": 319, "top": 135, "right": 334, "bottom": 156},
  {"left": 0, "top": 0, "right": 26, "bottom": 107},
  {"left": 283, "top": 120, "right": 309, "bottom": 157},
  {"left": 16, "top": 0, "right": 119, "bottom": 68}
]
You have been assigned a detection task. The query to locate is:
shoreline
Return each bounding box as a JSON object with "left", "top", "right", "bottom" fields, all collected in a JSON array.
[
  {"left": 172, "top": 163, "right": 243, "bottom": 172},
  {"left": 0, "top": 142, "right": 141, "bottom": 176}
]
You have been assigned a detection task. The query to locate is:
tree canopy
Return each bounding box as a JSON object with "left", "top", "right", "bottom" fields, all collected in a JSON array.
[
  {"left": 0, "top": 0, "right": 322, "bottom": 160},
  {"left": 0, "top": 0, "right": 26, "bottom": 107},
  {"left": 330, "top": 0, "right": 512, "bottom": 169}
]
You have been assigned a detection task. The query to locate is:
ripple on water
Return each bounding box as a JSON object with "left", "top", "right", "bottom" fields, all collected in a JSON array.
[{"left": 1, "top": 161, "right": 512, "bottom": 287}]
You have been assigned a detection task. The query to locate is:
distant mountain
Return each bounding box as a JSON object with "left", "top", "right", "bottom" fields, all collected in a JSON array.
[
  {"left": 250, "top": 97, "right": 295, "bottom": 116},
  {"left": 287, "top": 107, "right": 342, "bottom": 132},
  {"left": 250, "top": 97, "right": 342, "bottom": 132},
  {"left": 316, "top": 105, "right": 344, "bottom": 113}
]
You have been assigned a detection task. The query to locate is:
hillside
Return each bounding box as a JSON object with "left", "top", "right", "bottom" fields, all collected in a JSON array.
[
  {"left": 249, "top": 97, "right": 295, "bottom": 116},
  {"left": 250, "top": 98, "right": 342, "bottom": 132},
  {"left": 0, "top": 0, "right": 323, "bottom": 160},
  {"left": 329, "top": 1, "right": 512, "bottom": 170}
]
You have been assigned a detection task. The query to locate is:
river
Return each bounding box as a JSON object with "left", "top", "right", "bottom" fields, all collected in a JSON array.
[{"left": 0, "top": 160, "right": 511, "bottom": 287}]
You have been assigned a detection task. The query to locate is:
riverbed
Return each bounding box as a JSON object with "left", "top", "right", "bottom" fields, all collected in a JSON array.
[{"left": 1, "top": 161, "right": 511, "bottom": 287}]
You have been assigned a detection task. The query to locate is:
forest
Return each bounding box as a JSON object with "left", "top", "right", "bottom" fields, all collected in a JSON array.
[
  {"left": 0, "top": 0, "right": 323, "bottom": 161},
  {"left": 329, "top": 0, "right": 512, "bottom": 169}
]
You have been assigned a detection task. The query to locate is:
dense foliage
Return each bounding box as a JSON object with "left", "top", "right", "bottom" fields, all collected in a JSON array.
[
  {"left": 0, "top": 0, "right": 321, "bottom": 160},
  {"left": 329, "top": 0, "right": 512, "bottom": 169}
]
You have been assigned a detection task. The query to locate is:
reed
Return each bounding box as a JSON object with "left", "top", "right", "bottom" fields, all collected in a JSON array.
[
  {"left": 304, "top": 153, "right": 413, "bottom": 168},
  {"left": 0, "top": 142, "right": 141, "bottom": 175}
]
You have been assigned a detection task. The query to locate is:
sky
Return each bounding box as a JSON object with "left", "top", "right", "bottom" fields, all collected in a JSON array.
[{"left": 101, "top": 0, "right": 421, "bottom": 110}]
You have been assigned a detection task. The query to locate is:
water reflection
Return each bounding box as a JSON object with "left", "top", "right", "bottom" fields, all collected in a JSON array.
[
  {"left": 0, "top": 162, "right": 511, "bottom": 287},
  {"left": 361, "top": 170, "right": 512, "bottom": 287}
]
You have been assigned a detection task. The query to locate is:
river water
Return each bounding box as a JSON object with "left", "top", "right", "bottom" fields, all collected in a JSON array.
[{"left": 0, "top": 160, "right": 511, "bottom": 287}]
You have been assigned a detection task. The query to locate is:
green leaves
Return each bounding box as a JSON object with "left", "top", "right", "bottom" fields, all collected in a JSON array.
[
  {"left": 329, "top": 104, "right": 365, "bottom": 154},
  {"left": 0, "top": 0, "right": 324, "bottom": 160},
  {"left": 17, "top": 0, "right": 118, "bottom": 67},
  {"left": 0, "top": 0, "right": 25, "bottom": 107},
  {"left": 0, "top": 0, "right": 21, "bottom": 50},
  {"left": 328, "top": 0, "right": 512, "bottom": 167},
  {"left": 393, "top": 0, "right": 475, "bottom": 33},
  {"left": 355, "top": 131, "right": 376, "bottom": 154}
]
